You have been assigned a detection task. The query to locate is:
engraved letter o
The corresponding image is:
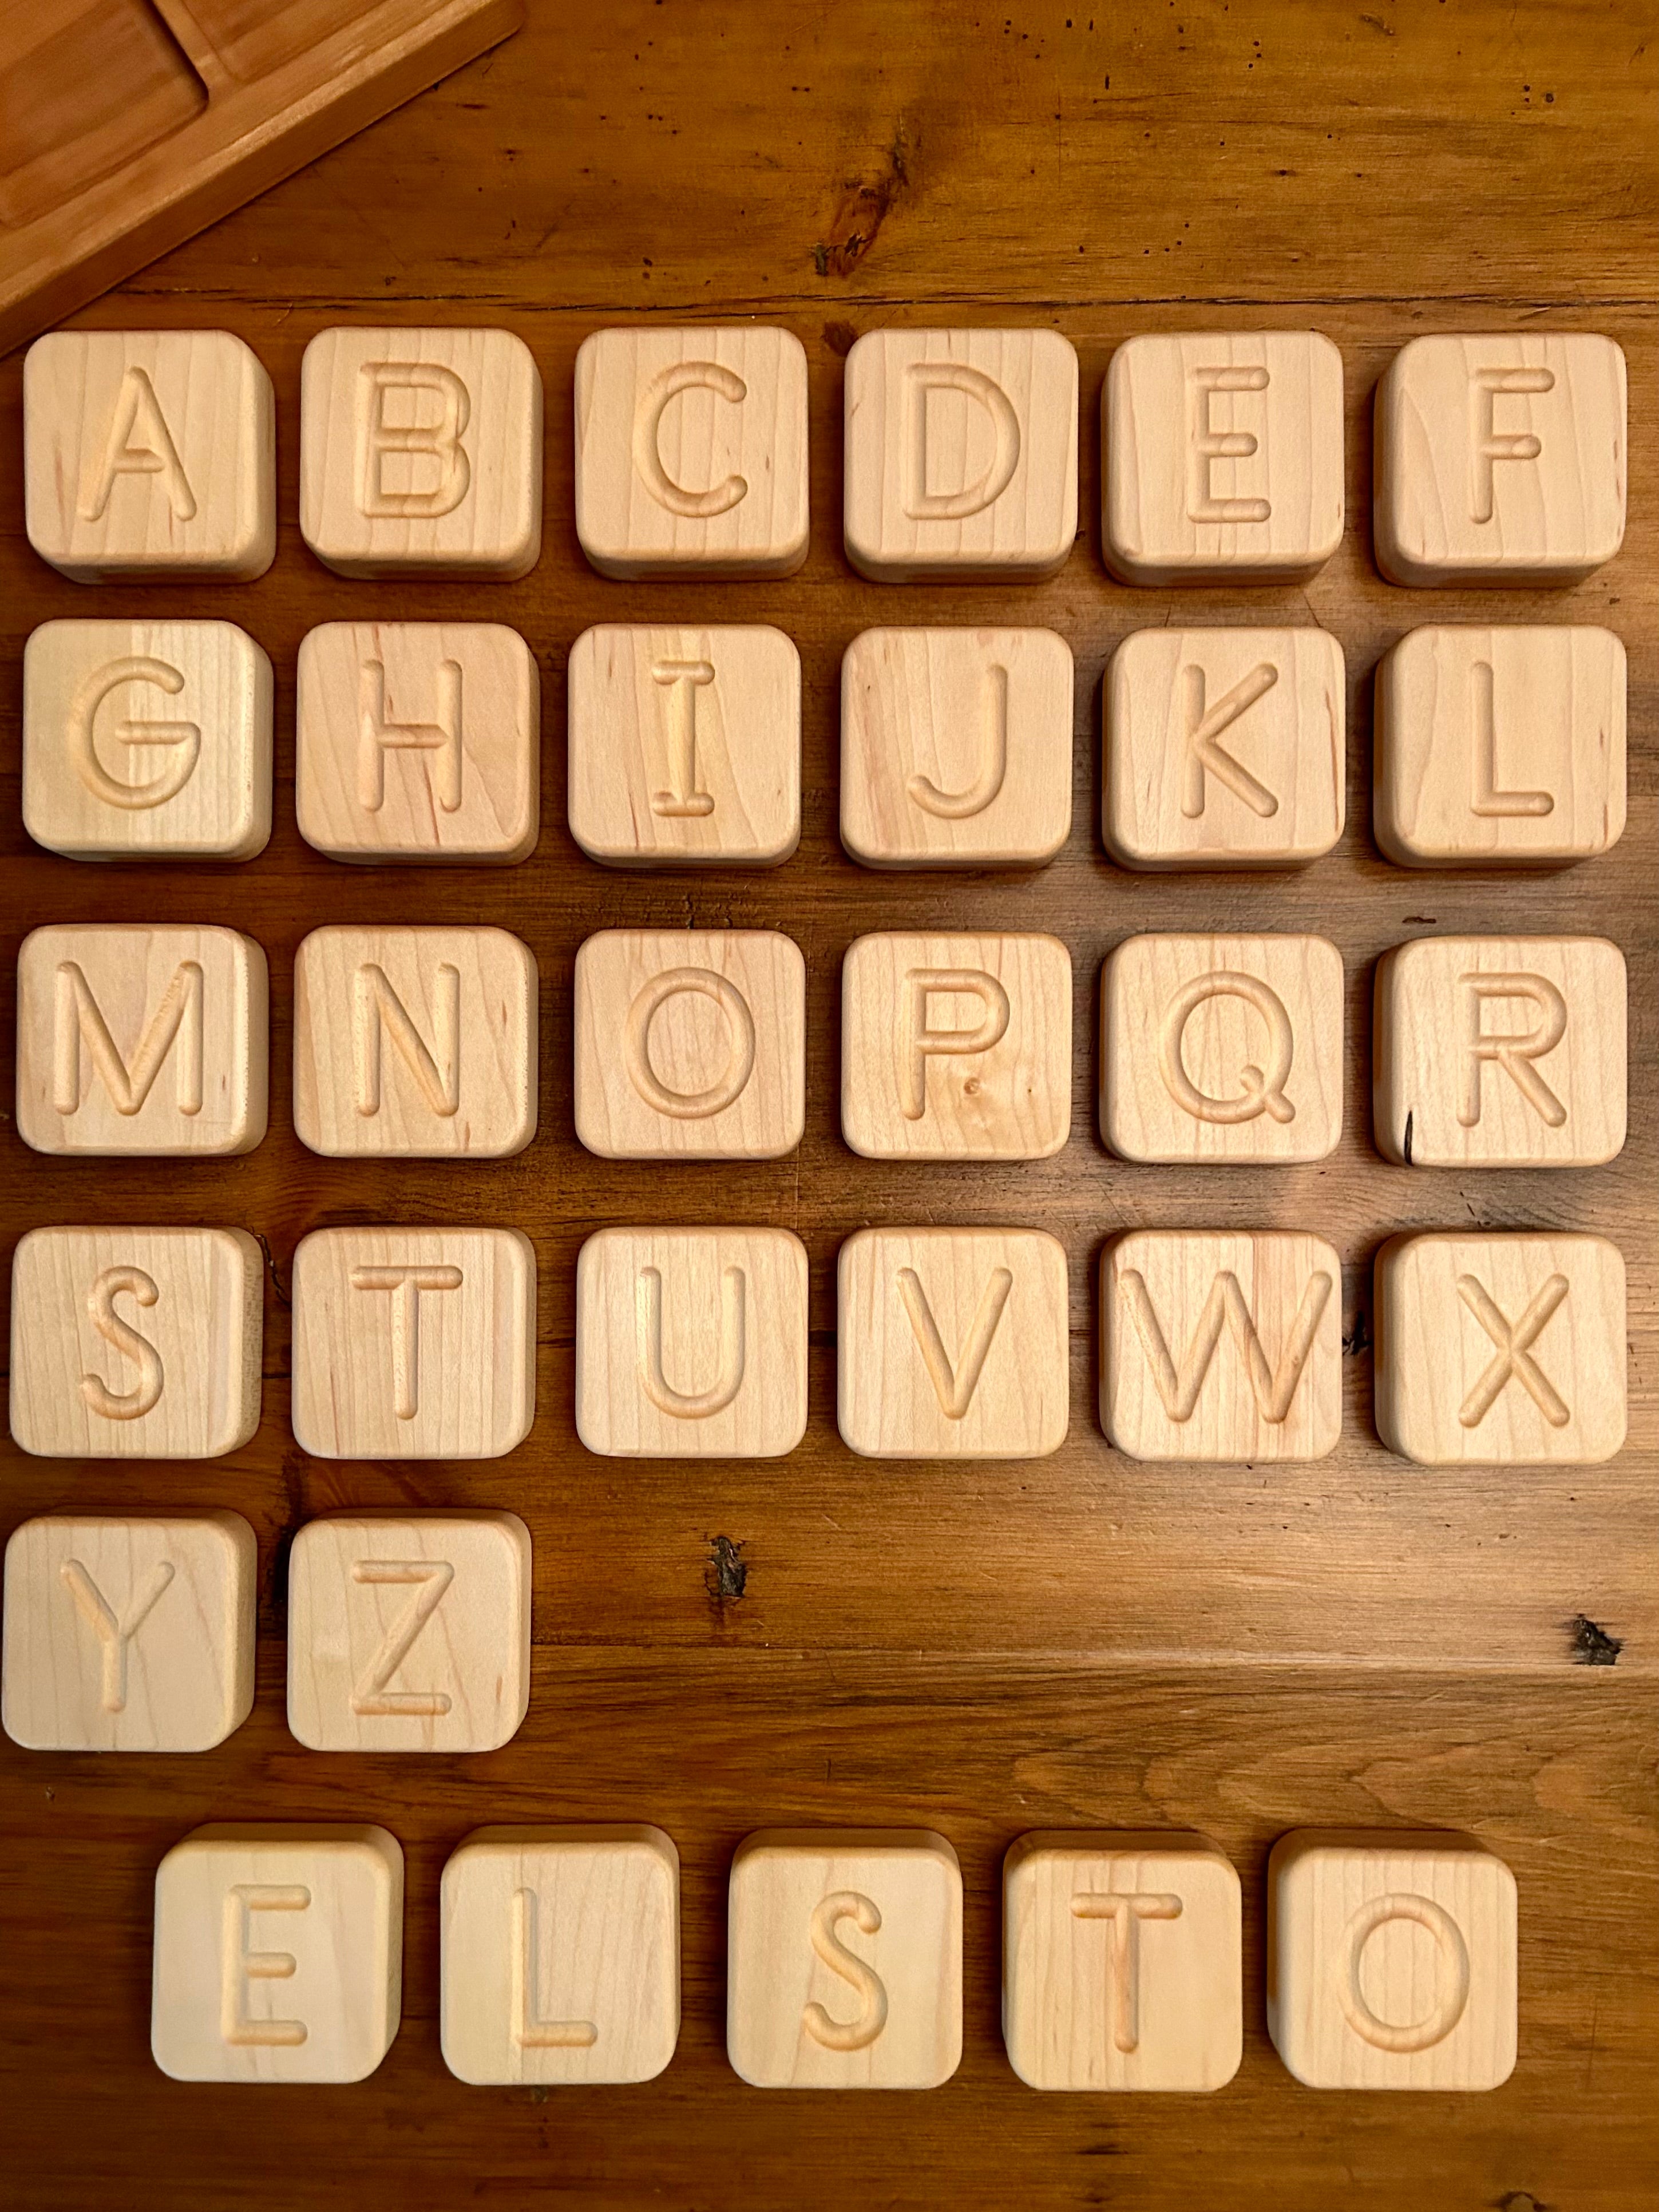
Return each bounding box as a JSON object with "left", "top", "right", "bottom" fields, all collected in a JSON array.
[
  {"left": 1336, "top": 1892, "right": 1471, "bottom": 2055},
  {"left": 625, "top": 968, "right": 757, "bottom": 1119}
]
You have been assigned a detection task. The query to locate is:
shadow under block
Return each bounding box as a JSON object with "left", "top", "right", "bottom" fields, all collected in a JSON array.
[
  {"left": 1374, "top": 1231, "right": 1627, "bottom": 1467},
  {"left": 289, "top": 1226, "right": 536, "bottom": 1461},
  {"left": 1100, "top": 1230, "right": 1343, "bottom": 1463},
  {"left": 1267, "top": 1831, "right": 1518, "bottom": 2091},
  {"left": 836, "top": 1228, "right": 1070, "bottom": 1460},
  {"left": 840, "top": 932, "right": 1072, "bottom": 1160},
  {"left": 295, "top": 622, "right": 539, "bottom": 863},
  {"left": 440, "top": 1826, "right": 680, "bottom": 2085},
  {"left": 1100, "top": 933, "right": 1344, "bottom": 1164},
  {"left": 1373, "top": 935, "right": 1626, "bottom": 1168},
  {"left": 839, "top": 627, "right": 1073, "bottom": 869},
  {"left": 727, "top": 1830, "right": 963, "bottom": 2089},
  {"left": 1001, "top": 1833, "right": 1244, "bottom": 2092},
  {"left": 2, "top": 1511, "right": 256, "bottom": 1751},
  {"left": 1374, "top": 333, "right": 1627, "bottom": 585},
  {"left": 1102, "top": 330, "right": 1344, "bottom": 584},
  {"left": 152, "top": 1824, "right": 403, "bottom": 2084},
  {"left": 566, "top": 625, "right": 801, "bottom": 867},
  {"left": 574, "top": 1227, "right": 809, "bottom": 1460},
  {"left": 291, "top": 924, "right": 537, "bottom": 1158},
  {"left": 286, "top": 1512, "right": 531, "bottom": 1754},
  {"left": 842, "top": 329, "right": 1079, "bottom": 580},
  {"left": 299, "top": 326, "right": 542, "bottom": 578},
  {"left": 573, "top": 327, "right": 809, "bottom": 578},
  {"left": 1374, "top": 624, "right": 1626, "bottom": 866}
]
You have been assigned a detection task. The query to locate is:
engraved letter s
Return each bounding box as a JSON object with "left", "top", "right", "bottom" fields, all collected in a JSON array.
[
  {"left": 81, "top": 1265, "right": 164, "bottom": 1420},
  {"left": 802, "top": 1891, "right": 889, "bottom": 2052}
]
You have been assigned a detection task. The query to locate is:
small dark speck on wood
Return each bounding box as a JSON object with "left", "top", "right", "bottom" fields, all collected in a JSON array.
[
  {"left": 813, "top": 118, "right": 915, "bottom": 278},
  {"left": 707, "top": 1534, "right": 748, "bottom": 1604},
  {"left": 1499, "top": 2193, "right": 1554, "bottom": 2212},
  {"left": 1342, "top": 1308, "right": 1371, "bottom": 1357},
  {"left": 1567, "top": 1615, "right": 1621, "bottom": 1667},
  {"left": 1401, "top": 1110, "right": 1414, "bottom": 1166}
]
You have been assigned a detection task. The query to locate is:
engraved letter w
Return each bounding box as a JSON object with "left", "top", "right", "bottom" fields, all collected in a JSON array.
[{"left": 1123, "top": 1267, "right": 1332, "bottom": 1423}]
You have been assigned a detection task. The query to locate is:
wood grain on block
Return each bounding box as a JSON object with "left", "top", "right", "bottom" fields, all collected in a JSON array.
[
  {"left": 2, "top": 1511, "right": 255, "bottom": 1752},
  {"left": 836, "top": 1227, "right": 1070, "bottom": 1459},
  {"left": 1267, "top": 1831, "right": 1517, "bottom": 2091},
  {"left": 1100, "top": 1230, "right": 1343, "bottom": 1463},
  {"left": 440, "top": 1826, "right": 680, "bottom": 2085},
  {"left": 1003, "top": 1833, "right": 1242, "bottom": 2092},
  {"left": 1375, "top": 333, "right": 1626, "bottom": 584},
  {"left": 727, "top": 1830, "right": 963, "bottom": 2088},
  {"left": 292, "top": 924, "right": 537, "bottom": 1158},
  {"left": 840, "top": 627, "right": 1072, "bottom": 869},
  {"left": 841, "top": 931, "right": 1071, "bottom": 1160},
  {"left": 1375, "top": 1231, "right": 1626, "bottom": 1467},
  {"left": 152, "top": 1824, "right": 403, "bottom": 2083},
  {"left": 1102, "top": 331, "right": 1344, "bottom": 584},
  {"left": 575, "top": 1227, "right": 808, "bottom": 1460},
  {"left": 574, "top": 327, "right": 808, "bottom": 577}
]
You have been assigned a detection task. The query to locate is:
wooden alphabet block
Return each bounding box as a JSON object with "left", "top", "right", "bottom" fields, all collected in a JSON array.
[
  {"left": 24, "top": 330, "right": 274, "bottom": 582},
  {"left": 567, "top": 626, "right": 800, "bottom": 867},
  {"left": 292, "top": 925, "right": 537, "bottom": 1158},
  {"left": 290, "top": 1226, "right": 536, "bottom": 1462},
  {"left": 9, "top": 1226, "right": 262, "bottom": 1460},
  {"left": 1375, "top": 1232, "right": 1626, "bottom": 1466},
  {"left": 299, "top": 326, "right": 542, "bottom": 579},
  {"left": 841, "top": 932, "right": 1071, "bottom": 1160},
  {"left": 573, "top": 929, "right": 805, "bottom": 1160},
  {"left": 1100, "top": 1230, "right": 1343, "bottom": 1463},
  {"left": 1102, "top": 331, "right": 1344, "bottom": 584},
  {"left": 1101, "top": 933, "right": 1344, "bottom": 1164},
  {"left": 1374, "top": 625, "right": 1626, "bottom": 867},
  {"left": 727, "top": 1830, "right": 963, "bottom": 2088},
  {"left": 3, "top": 1511, "right": 255, "bottom": 1751},
  {"left": 17, "top": 923, "right": 267, "bottom": 1156},
  {"left": 1374, "top": 936, "right": 1625, "bottom": 1168},
  {"left": 441, "top": 1826, "right": 680, "bottom": 2084},
  {"left": 1103, "top": 627, "right": 1345, "bottom": 868},
  {"left": 1003, "top": 1833, "right": 1242, "bottom": 2091},
  {"left": 1375, "top": 333, "right": 1626, "bottom": 584},
  {"left": 1268, "top": 1831, "right": 1517, "bottom": 2090},
  {"left": 840, "top": 627, "right": 1073, "bottom": 869},
  {"left": 575, "top": 1227, "right": 808, "bottom": 1459},
  {"left": 836, "top": 1227, "right": 1070, "bottom": 1459},
  {"left": 295, "top": 622, "right": 539, "bottom": 864},
  {"left": 574, "top": 327, "right": 809, "bottom": 577},
  {"left": 843, "top": 329, "right": 1078, "bottom": 580},
  {"left": 152, "top": 1825, "right": 402, "bottom": 2083}
]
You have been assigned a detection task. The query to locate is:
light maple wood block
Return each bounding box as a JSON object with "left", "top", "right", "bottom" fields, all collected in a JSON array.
[
  {"left": 575, "top": 1227, "right": 808, "bottom": 1459},
  {"left": 441, "top": 1825, "right": 680, "bottom": 2084},
  {"left": 10, "top": 1226, "right": 262, "bottom": 1461},
  {"left": 843, "top": 329, "right": 1078, "bottom": 580},
  {"left": 1268, "top": 1831, "right": 1517, "bottom": 2090},
  {"left": 1003, "top": 1832, "right": 1242, "bottom": 2092},
  {"left": 292, "top": 924, "right": 537, "bottom": 1158},
  {"left": 16, "top": 923, "right": 267, "bottom": 1157},
  {"left": 290, "top": 1226, "right": 535, "bottom": 1461},
  {"left": 836, "top": 1227, "right": 1069, "bottom": 1459},
  {"left": 152, "top": 1824, "right": 403, "bottom": 2083},
  {"left": 727, "top": 1830, "right": 963, "bottom": 2088},
  {"left": 296, "top": 622, "right": 539, "bottom": 864},
  {"left": 1375, "top": 625, "right": 1626, "bottom": 867},
  {"left": 24, "top": 330, "right": 275, "bottom": 583},
  {"left": 841, "top": 931, "right": 1071, "bottom": 1160},
  {"left": 1101, "top": 933, "right": 1344, "bottom": 1164},
  {"left": 840, "top": 627, "right": 1073, "bottom": 869},
  {"left": 1100, "top": 1230, "right": 1343, "bottom": 1463},
  {"left": 573, "top": 929, "right": 805, "bottom": 1160},
  {"left": 287, "top": 1511, "right": 530, "bottom": 1754},
  {"left": 299, "top": 326, "right": 541, "bottom": 579},
  {"left": 574, "top": 327, "right": 808, "bottom": 577},
  {"left": 1375, "top": 1232, "right": 1626, "bottom": 1467},
  {"left": 3, "top": 1511, "right": 255, "bottom": 1752},
  {"left": 1374, "top": 935, "right": 1625, "bottom": 1169},
  {"left": 1102, "top": 331, "right": 1344, "bottom": 584},
  {"left": 1375, "top": 333, "right": 1626, "bottom": 585},
  {"left": 567, "top": 624, "right": 799, "bottom": 868},
  {"left": 1103, "top": 626, "right": 1345, "bottom": 868}
]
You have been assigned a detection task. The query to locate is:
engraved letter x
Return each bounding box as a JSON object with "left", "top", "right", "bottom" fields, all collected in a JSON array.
[{"left": 1455, "top": 1272, "right": 1570, "bottom": 1429}]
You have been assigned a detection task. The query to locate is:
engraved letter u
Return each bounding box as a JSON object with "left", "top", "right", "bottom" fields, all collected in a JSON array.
[{"left": 636, "top": 1264, "right": 746, "bottom": 1419}]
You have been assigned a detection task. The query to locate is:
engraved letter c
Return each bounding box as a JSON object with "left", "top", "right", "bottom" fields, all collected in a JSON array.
[
  {"left": 633, "top": 362, "right": 749, "bottom": 517},
  {"left": 1159, "top": 971, "right": 1296, "bottom": 1126}
]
